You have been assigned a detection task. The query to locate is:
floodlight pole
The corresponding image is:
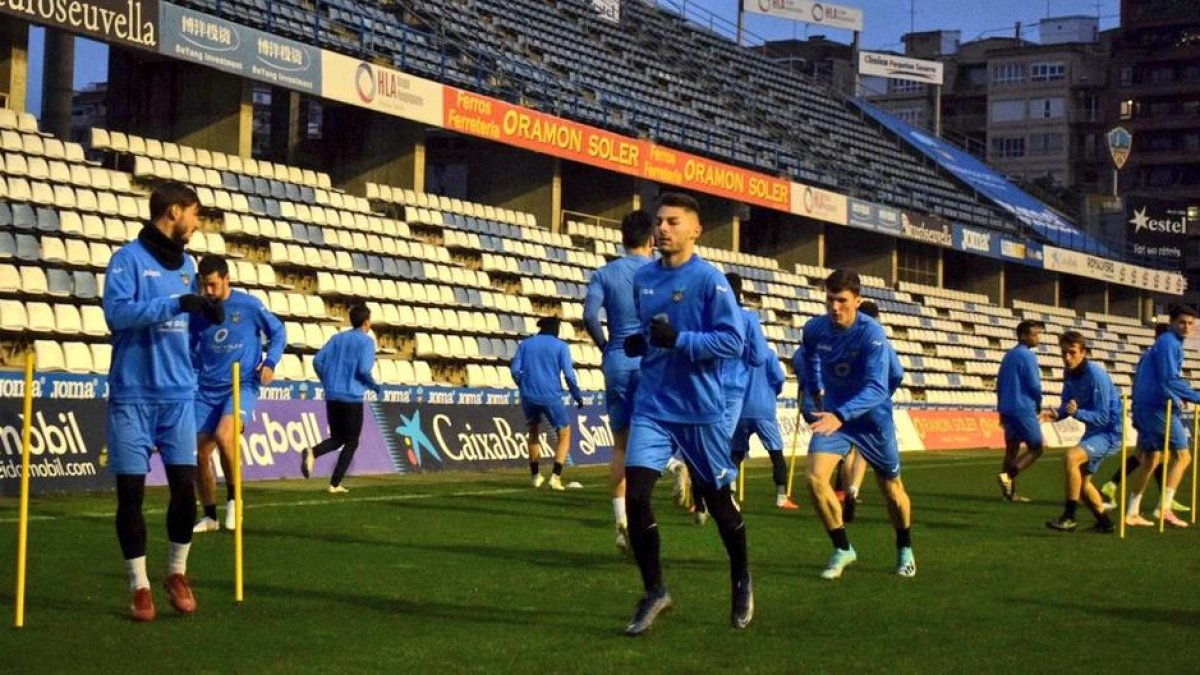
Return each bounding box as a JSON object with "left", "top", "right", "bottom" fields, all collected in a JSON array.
[
  {"left": 852, "top": 30, "right": 861, "bottom": 96},
  {"left": 736, "top": 0, "right": 745, "bottom": 45}
]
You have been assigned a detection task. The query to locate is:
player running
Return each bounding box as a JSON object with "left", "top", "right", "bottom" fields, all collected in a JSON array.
[
  {"left": 621, "top": 193, "right": 752, "bottom": 635},
  {"left": 996, "top": 319, "right": 1047, "bottom": 502},
  {"left": 1042, "top": 332, "right": 1121, "bottom": 533},
  {"left": 801, "top": 269, "right": 915, "bottom": 580},
  {"left": 583, "top": 210, "right": 654, "bottom": 551},
  {"left": 1125, "top": 305, "right": 1199, "bottom": 528},
  {"left": 732, "top": 327, "right": 798, "bottom": 510},
  {"left": 190, "top": 254, "right": 285, "bottom": 533},
  {"left": 512, "top": 316, "right": 584, "bottom": 490},
  {"left": 104, "top": 182, "right": 221, "bottom": 621}
]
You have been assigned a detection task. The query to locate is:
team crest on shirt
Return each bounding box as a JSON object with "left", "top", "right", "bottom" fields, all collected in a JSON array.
[
  {"left": 181, "top": 274, "right": 191, "bottom": 286},
  {"left": 230, "top": 312, "right": 242, "bottom": 324},
  {"left": 672, "top": 287, "right": 685, "bottom": 303}
]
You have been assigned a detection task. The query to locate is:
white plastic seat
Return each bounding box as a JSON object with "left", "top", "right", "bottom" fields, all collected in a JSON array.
[
  {"left": 90, "top": 343, "right": 112, "bottom": 372},
  {"left": 33, "top": 341, "right": 66, "bottom": 371},
  {"left": 81, "top": 305, "right": 107, "bottom": 336}
]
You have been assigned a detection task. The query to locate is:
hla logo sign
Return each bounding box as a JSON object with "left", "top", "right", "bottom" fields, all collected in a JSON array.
[{"left": 1129, "top": 206, "right": 1186, "bottom": 235}]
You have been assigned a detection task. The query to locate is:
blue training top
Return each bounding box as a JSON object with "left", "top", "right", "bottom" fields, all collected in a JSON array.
[
  {"left": 1059, "top": 360, "right": 1123, "bottom": 438},
  {"left": 315, "top": 329, "right": 380, "bottom": 402},
  {"left": 631, "top": 254, "right": 744, "bottom": 425},
  {"left": 103, "top": 239, "right": 198, "bottom": 403},
  {"left": 583, "top": 253, "right": 653, "bottom": 372},
  {"left": 511, "top": 333, "right": 582, "bottom": 404},
  {"left": 997, "top": 343, "right": 1043, "bottom": 416},
  {"left": 191, "top": 289, "right": 286, "bottom": 393},
  {"left": 741, "top": 351, "right": 786, "bottom": 420},
  {"left": 800, "top": 312, "right": 893, "bottom": 427},
  {"left": 720, "top": 307, "right": 761, "bottom": 404},
  {"left": 1132, "top": 331, "right": 1200, "bottom": 410}
]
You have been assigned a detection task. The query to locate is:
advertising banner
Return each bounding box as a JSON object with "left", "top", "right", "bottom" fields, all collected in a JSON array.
[
  {"left": 159, "top": 2, "right": 322, "bottom": 93},
  {"left": 899, "top": 210, "right": 953, "bottom": 248},
  {"left": 324, "top": 52, "right": 444, "bottom": 126},
  {"left": 847, "top": 199, "right": 901, "bottom": 235},
  {"left": 999, "top": 236, "right": 1044, "bottom": 268},
  {"left": 742, "top": 0, "right": 864, "bottom": 32},
  {"left": 590, "top": 0, "right": 620, "bottom": 22},
  {"left": 1044, "top": 245, "right": 1186, "bottom": 295},
  {"left": 952, "top": 223, "right": 1000, "bottom": 258},
  {"left": 858, "top": 51, "right": 943, "bottom": 86},
  {"left": 1124, "top": 196, "right": 1191, "bottom": 262},
  {"left": 907, "top": 409, "right": 1006, "bottom": 450},
  {"left": 790, "top": 181, "right": 848, "bottom": 225},
  {"left": 645, "top": 144, "right": 792, "bottom": 211},
  {"left": 0, "top": 399, "right": 108, "bottom": 496},
  {"left": 0, "top": 0, "right": 158, "bottom": 51}
]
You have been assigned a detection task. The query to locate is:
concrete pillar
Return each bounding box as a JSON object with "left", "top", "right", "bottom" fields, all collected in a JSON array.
[
  {"left": 269, "top": 89, "right": 302, "bottom": 166},
  {"left": 1005, "top": 264, "right": 1058, "bottom": 307},
  {"left": 945, "top": 249, "right": 1003, "bottom": 304},
  {"left": 39, "top": 29, "right": 74, "bottom": 139},
  {"left": 1140, "top": 296, "right": 1155, "bottom": 322},
  {"left": 825, "top": 225, "right": 895, "bottom": 282},
  {"left": 463, "top": 141, "right": 558, "bottom": 230},
  {"left": 561, "top": 161, "right": 637, "bottom": 224},
  {"left": 0, "top": 17, "right": 28, "bottom": 112}
]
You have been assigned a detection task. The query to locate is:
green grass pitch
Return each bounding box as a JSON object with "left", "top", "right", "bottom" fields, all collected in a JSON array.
[{"left": 2, "top": 450, "right": 1198, "bottom": 674}]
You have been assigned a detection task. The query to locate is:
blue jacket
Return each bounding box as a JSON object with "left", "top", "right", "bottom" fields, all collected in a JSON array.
[
  {"left": 1132, "top": 331, "right": 1200, "bottom": 411},
  {"left": 632, "top": 255, "right": 744, "bottom": 424},
  {"left": 315, "top": 329, "right": 380, "bottom": 402},
  {"left": 885, "top": 343, "right": 905, "bottom": 394},
  {"left": 721, "top": 308, "right": 762, "bottom": 404},
  {"left": 800, "top": 312, "right": 892, "bottom": 428},
  {"left": 742, "top": 351, "right": 785, "bottom": 420},
  {"left": 583, "top": 253, "right": 653, "bottom": 371},
  {"left": 1059, "top": 360, "right": 1123, "bottom": 438},
  {"left": 997, "top": 344, "right": 1043, "bottom": 416},
  {"left": 191, "top": 290, "right": 286, "bottom": 393},
  {"left": 103, "top": 240, "right": 197, "bottom": 403},
  {"left": 511, "top": 333, "right": 581, "bottom": 404},
  {"left": 792, "top": 345, "right": 821, "bottom": 419}
]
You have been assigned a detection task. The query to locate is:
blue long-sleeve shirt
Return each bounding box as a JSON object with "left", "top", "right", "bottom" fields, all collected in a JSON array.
[
  {"left": 997, "top": 343, "right": 1043, "bottom": 416},
  {"left": 511, "top": 333, "right": 582, "bottom": 404},
  {"left": 885, "top": 343, "right": 904, "bottom": 394},
  {"left": 191, "top": 289, "right": 286, "bottom": 393},
  {"left": 583, "top": 254, "right": 653, "bottom": 369},
  {"left": 742, "top": 351, "right": 786, "bottom": 420},
  {"left": 801, "top": 312, "right": 892, "bottom": 425},
  {"left": 721, "top": 308, "right": 761, "bottom": 404},
  {"left": 1058, "top": 360, "right": 1122, "bottom": 438},
  {"left": 1132, "top": 331, "right": 1200, "bottom": 411},
  {"left": 315, "top": 329, "right": 380, "bottom": 402},
  {"left": 103, "top": 240, "right": 197, "bottom": 403},
  {"left": 792, "top": 345, "right": 822, "bottom": 418},
  {"left": 632, "top": 254, "right": 744, "bottom": 424}
]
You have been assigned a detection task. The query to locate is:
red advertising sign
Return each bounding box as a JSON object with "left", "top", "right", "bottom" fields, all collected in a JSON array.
[{"left": 907, "top": 409, "right": 1006, "bottom": 450}]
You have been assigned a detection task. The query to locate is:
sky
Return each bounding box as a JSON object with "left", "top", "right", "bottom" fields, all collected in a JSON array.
[{"left": 25, "top": 0, "right": 1121, "bottom": 116}]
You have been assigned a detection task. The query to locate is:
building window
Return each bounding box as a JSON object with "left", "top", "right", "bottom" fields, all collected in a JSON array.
[
  {"left": 1029, "top": 97, "right": 1065, "bottom": 119},
  {"left": 1120, "top": 66, "right": 1133, "bottom": 86},
  {"left": 894, "top": 107, "right": 924, "bottom": 125},
  {"left": 1083, "top": 95, "right": 1100, "bottom": 121},
  {"left": 1029, "top": 133, "right": 1065, "bottom": 156},
  {"left": 990, "top": 100, "right": 1025, "bottom": 122},
  {"left": 889, "top": 79, "right": 925, "bottom": 94},
  {"left": 1030, "top": 62, "right": 1065, "bottom": 82},
  {"left": 1119, "top": 99, "right": 1136, "bottom": 119},
  {"left": 1150, "top": 67, "right": 1175, "bottom": 84},
  {"left": 991, "top": 137, "right": 1026, "bottom": 158},
  {"left": 992, "top": 63, "right": 1024, "bottom": 84}
]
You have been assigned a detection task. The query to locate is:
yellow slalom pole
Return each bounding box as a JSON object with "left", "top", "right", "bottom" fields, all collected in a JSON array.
[
  {"left": 1191, "top": 405, "right": 1198, "bottom": 525},
  {"left": 14, "top": 353, "right": 35, "bottom": 628},
  {"left": 1159, "top": 399, "right": 1172, "bottom": 534},
  {"left": 1119, "top": 396, "right": 1127, "bottom": 540},
  {"left": 786, "top": 403, "right": 802, "bottom": 498},
  {"left": 737, "top": 459, "right": 745, "bottom": 503},
  {"left": 232, "top": 363, "right": 244, "bottom": 603}
]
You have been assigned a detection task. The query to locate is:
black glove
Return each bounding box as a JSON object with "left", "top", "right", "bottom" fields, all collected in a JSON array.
[
  {"left": 649, "top": 315, "right": 678, "bottom": 349},
  {"left": 179, "top": 294, "right": 208, "bottom": 315},
  {"left": 204, "top": 300, "right": 224, "bottom": 325},
  {"left": 624, "top": 334, "right": 647, "bottom": 357},
  {"left": 574, "top": 396, "right": 584, "bottom": 410}
]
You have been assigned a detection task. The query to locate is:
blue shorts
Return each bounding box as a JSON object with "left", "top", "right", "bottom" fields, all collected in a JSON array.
[
  {"left": 722, "top": 397, "right": 744, "bottom": 440},
  {"left": 809, "top": 424, "right": 901, "bottom": 479},
  {"left": 602, "top": 364, "right": 639, "bottom": 432},
  {"left": 732, "top": 418, "right": 784, "bottom": 455},
  {"left": 107, "top": 401, "right": 198, "bottom": 474},
  {"left": 626, "top": 415, "right": 737, "bottom": 489},
  {"left": 522, "top": 399, "right": 570, "bottom": 429},
  {"left": 1000, "top": 414, "right": 1044, "bottom": 449},
  {"left": 195, "top": 387, "right": 259, "bottom": 435},
  {"left": 1133, "top": 407, "right": 1189, "bottom": 453},
  {"left": 1078, "top": 433, "right": 1120, "bottom": 474}
]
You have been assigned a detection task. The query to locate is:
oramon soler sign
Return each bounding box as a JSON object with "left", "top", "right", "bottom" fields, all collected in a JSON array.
[{"left": 0, "top": 0, "right": 158, "bottom": 51}]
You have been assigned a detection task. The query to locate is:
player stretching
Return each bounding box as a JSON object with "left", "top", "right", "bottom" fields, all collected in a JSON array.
[
  {"left": 191, "top": 255, "right": 285, "bottom": 532},
  {"left": 512, "top": 316, "right": 584, "bottom": 490},
  {"left": 996, "top": 320, "right": 1047, "bottom": 502},
  {"left": 300, "top": 305, "right": 383, "bottom": 493},
  {"left": 1126, "top": 305, "right": 1199, "bottom": 528},
  {"left": 583, "top": 210, "right": 654, "bottom": 551},
  {"left": 622, "top": 193, "right": 752, "bottom": 635},
  {"left": 1042, "top": 332, "right": 1121, "bottom": 533},
  {"left": 801, "top": 269, "right": 915, "bottom": 579},
  {"left": 104, "top": 182, "right": 221, "bottom": 621},
  {"left": 732, "top": 331, "right": 798, "bottom": 509}
]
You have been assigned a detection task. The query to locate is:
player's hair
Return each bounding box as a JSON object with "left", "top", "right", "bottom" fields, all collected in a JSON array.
[
  {"left": 536, "top": 316, "right": 560, "bottom": 335},
  {"left": 1154, "top": 322, "right": 1170, "bottom": 337},
  {"left": 149, "top": 181, "right": 200, "bottom": 222},
  {"left": 1058, "top": 330, "right": 1088, "bottom": 352},
  {"left": 1016, "top": 319, "right": 1045, "bottom": 339},
  {"left": 621, "top": 210, "right": 654, "bottom": 249},
  {"left": 824, "top": 269, "right": 861, "bottom": 296},
  {"left": 725, "top": 272, "right": 743, "bottom": 303},
  {"left": 1168, "top": 304, "right": 1197, "bottom": 322},
  {"left": 349, "top": 304, "right": 371, "bottom": 329},
  {"left": 859, "top": 300, "right": 880, "bottom": 319},
  {"left": 198, "top": 254, "right": 229, "bottom": 278},
  {"left": 656, "top": 192, "right": 701, "bottom": 216}
]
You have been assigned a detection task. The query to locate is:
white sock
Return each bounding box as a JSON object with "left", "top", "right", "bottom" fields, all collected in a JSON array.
[
  {"left": 126, "top": 556, "right": 149, "bottom": 591},
  {"left": 1164, "top": 488, "right": 1177, "bottom": 507},
  {"left": 665, "top": 457, "right": 683, "bottom": 474},
  {"left": 167, "top": 542, "right": 191, "bottom": 576},
  {"left": 612, "top": 497, "right": 626, "bottom": 525},
  {"left": 1127, "top": 492, "right": 1143, "bottom": 516},
  {"left": 847, "top": 486, "right": 859, "bottom": 499},
  {"left": 776, "top": 485, "right": 786, "bottom": 497}
]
